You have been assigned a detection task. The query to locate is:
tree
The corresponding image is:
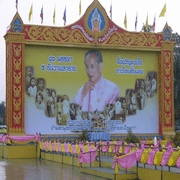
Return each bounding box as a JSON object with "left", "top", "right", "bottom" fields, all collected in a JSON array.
[
  {"left": 0, "top": 101, "right": 6, "bottom": 125},
  {"left": 173, "top": 32, "right": 180, "bottom": 131},
  {"left": 141, "top": 24, "right": 154, "bottom": 32}
]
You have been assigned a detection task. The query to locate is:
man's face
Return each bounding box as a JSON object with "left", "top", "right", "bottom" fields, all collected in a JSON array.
[{"left": 85, "top": 54, "right": 102, "bottom": 83}]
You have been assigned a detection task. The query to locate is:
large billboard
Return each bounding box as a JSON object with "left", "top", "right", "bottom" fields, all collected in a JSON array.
[{"left": 25, "top": 46, "right": 159, "bottom": 134}]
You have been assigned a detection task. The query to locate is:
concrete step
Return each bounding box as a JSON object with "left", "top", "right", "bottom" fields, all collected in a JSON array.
[{"left": 80, "top": 166, "right": 137, "bottom": 180}]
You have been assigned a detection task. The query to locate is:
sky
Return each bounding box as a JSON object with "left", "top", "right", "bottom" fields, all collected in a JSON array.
[{"left": 0, "top": 0, "right": 180, "bottom": 102}]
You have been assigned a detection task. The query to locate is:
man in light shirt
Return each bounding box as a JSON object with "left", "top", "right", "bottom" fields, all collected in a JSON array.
[{"left": 73, "top": 49, "right": 120, "bottom": 112}]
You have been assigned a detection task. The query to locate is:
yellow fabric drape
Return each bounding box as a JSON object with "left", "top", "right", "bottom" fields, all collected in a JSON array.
[
  {"left": 49, "top": 142, "right": 53, "bottom": 152},
  {"left": 39, "top": 141, "right": 42, "bottom": 150},
  {"left": 119, "top": 146, "right": 123, "bottom": 153},
  {"left": 114, "top": 161, "right": 118, "bottom": 174},
  {"left": 131, "top": 146, "right": 137, "bottom": 152},
  {"left": 45, "top": 141, "right": 48, "bottom": 152},
  {"left": 76, "top": 144, "right": 80, "bottom": 156},
  {"left": 68, "top": 143, "right": 72, "bottom": 154},
  {"left": 83, "top": 145, "right": 89, "bottom": 152},
  {"left": 61, "top": 143, "right": 65, "bottom": 153},
  {"left": 9, "top": 139, "right": 35, "bottom": 145},
  {"left": 54, "top": 142, "right": 58, "bottom": 152},
  {"left": 161, "top": 140, "right": 168, "bottom": 147},
  {"left": 141, "top": 149, "right": 151, "bottom": 164},
  {"left": 154, "top": 151, "right": 164, "bottom": 166},
  {"left": 168, "top": 151, "right": 180, "bottom": 167}
]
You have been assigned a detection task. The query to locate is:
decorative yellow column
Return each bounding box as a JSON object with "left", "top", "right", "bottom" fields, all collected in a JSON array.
[
  {"left": 159, "top": 40, "right": 175, "bottom": 139},
  {"left": 4, "top": 13, "right": 25, "bottom": 135}
]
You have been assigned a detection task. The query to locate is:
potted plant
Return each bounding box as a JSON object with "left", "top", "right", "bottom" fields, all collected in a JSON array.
[
  {"left": 125, "top": 129, "right": 140, "bottom": 144},
  {"left": 77, "top": 130, "right": 90, "bottom": 142},
  {"left": 170, "top": 131, "right": 180, "bottom": 147}
]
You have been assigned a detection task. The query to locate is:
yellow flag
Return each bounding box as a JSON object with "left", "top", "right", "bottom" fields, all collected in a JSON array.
[
  {"left": 124, "top": 12, "right": 127, "bottom": 29},
  {"left": 159, "top": 3, "right": 166, "bottom": 17},
  {"left": 28, "top": 4, "right": 33, "bottom": 22},
  {"left": 53, "top": 7, "right": 56, "bottom": 25},
  {"left": 79, "top": 0, "right": 81, "bottom": 15},
  {"left": 146, "top": 14, "right": 148, "bottom": 31}
]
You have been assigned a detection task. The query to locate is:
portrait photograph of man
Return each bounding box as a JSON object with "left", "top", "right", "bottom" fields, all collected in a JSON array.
[{"left": 73, "top": 49, "right": 120, "bottom": 112}]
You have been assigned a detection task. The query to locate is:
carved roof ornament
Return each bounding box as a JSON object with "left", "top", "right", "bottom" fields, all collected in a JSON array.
[
  {"left": 11, "top": 12, "right": 24, "bottom": 33},
  {"left": 163, "top": 23, "right": 172, "bottom": 41}
]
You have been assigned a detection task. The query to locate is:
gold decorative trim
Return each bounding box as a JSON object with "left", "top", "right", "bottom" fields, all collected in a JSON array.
[
  {"left": 158, "top": 53, "right": 163, "bottom": 125},
  {"left": 10, "top": 127, "right": 24, "bottom": 133},
  {"left": 4, "top": 33, "right": 25, "bottom": 43},
  {"left": 101, "top": 31, "right": 162, "bottom": 48},
  {"left": 163, "top": 127, "right": 174, "bottom": 132},
  {"left": 6, "top": 42, "right": 13, "bottom": 132},
  {"left": 13, "top": 112, "right": 21, "bottom": 125},
  {"left": 24, "top": 26, "right": 91, "bottom": 44},
  {"left": 161, "top": 41, "right": 175, "bottom": 50}
]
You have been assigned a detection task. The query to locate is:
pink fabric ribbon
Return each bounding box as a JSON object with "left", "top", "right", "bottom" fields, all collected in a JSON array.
[
  {"left": 161, "top": 152, "right": 172, "bottom": 166},
  {"left": 124, "top": 146, "right": 131, "bottom": 154},
  {"left": 72, "top": 144, "right": 77, "bottom": 154},
  {"left": 0, "top": 135, "right": 4, "bottom": 142},
  {"left": 165, "top": 140, "right": 173, "bottom": 147},
  {"left": 112, "top": 156, "right": 118, "bottom": 169},
  {"left": 78, "top": 148, "right": 97, "bottom": 164},
  {"left": 57, "top": 142, "right": 61, "bottom": 152},
  {"left": 5, "top": 135, "right": 37, "bottom": 143},
  {"left": 113, "top": 141, "right": 122, "bottom": 153},
  {"left": 147, "top": 145, "right": 159, "bottom": 165},
  {"left": 102, "top": 143, "right": 109, "bottom": 153},
  {"left": 161, "top": 146, "right": 173, "bottom": 166},
  {"left": 51, "top": 142, "right": 56, "bottom": 151},
  {"left": 112, "top": 151, "right": 137, "bottom": 169},
  {"left": 41, "top": 141, "right": 45, "bottom": 150},
  {"left": 64, "top": 143, "right": 69, "bottom": 153},
  {"left": 136, "top": 149, "right": 143, "bottom": 162},
  {"left": 147, "top": 150, "right": 158, "bottom": 166},
  {"left": 140, "top": 140, "right": 147, "bottom": 144}
]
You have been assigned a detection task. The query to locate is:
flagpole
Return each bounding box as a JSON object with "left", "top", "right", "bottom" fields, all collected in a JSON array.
[
  {"left": 79, "top": 0, "right": 81, "bottom": 17},
  {"left": 32, "top": 3, "right": 33, "bottom": 24},
  {"left": 53, "top": 4, "right": 55, "bottom": 26},
  {"left": 135, "top": 12, "right": 138, "bottom": 31},
  {"left": 154, "top": 13, "right": 156, "bottom": 32},
  {"left": 111, "top": 0, "right": 112, "bottom": 20},
  {"left": 166, "top": 1, "right": 167, "bottom": 23}
]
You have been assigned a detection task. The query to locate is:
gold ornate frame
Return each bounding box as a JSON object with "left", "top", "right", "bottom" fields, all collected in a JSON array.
[{"left": 4, "top": 0, "right": 175, "bottom": 138}]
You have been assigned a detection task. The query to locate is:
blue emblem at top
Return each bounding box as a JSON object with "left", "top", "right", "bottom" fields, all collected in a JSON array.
[
  {"left": 163, "top": 28, "right": 171, "bottom": 41},
  {"left": 13, "top": 17, "right": 22, "bottom": 33},
  {"left": 88, "top": 8, "right": 105, "bottom": 32}
]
